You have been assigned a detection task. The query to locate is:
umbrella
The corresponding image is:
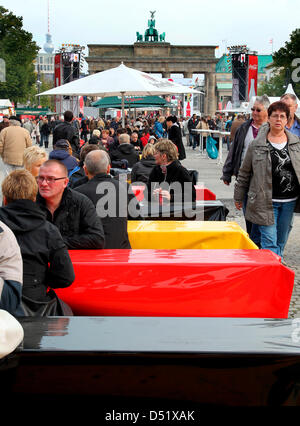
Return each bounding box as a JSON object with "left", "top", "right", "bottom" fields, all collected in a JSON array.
[
  {"left": 92, "top": 95, "right": 170, "bottom": 108},
  {"left": 38, "top": 63, "right": 200, "bottom": 126}
]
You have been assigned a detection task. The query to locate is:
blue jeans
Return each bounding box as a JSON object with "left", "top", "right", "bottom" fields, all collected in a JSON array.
[{"left": 258, "top": 200, "right": 297, "bottom": 257}]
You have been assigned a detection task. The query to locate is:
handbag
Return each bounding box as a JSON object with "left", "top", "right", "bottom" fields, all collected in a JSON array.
[{"left": 21, "top": 289, "right": 73, "bottom": 317}]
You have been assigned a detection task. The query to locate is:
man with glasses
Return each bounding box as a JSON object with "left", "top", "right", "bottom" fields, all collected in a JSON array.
[
  {"left": 280, "top": 93, "right": 300, "bottom": 137},
  {"left": 221, "top": 95, "right": 270, "bottom": 246},
  {"left": 36, "top": 159, "right": 105, "bottom": 250}
]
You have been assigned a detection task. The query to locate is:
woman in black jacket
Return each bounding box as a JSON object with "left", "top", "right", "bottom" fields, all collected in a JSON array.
[
  {"left": 147, "top": 139, "right": 196, "bottom": 203},
  {"left": 0, "top": 170, "right": 75, "bottom": 315},
  {"left": 166, "top": 115, "right": 186, "bottom": 160}
]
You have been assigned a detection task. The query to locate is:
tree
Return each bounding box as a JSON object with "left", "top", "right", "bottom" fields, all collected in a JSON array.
[
  {"left": 0, "top": 6, "right": 39, "bottom": 104},
  {"left": 27, "top": 74, "right": 55, "bottom": 110},
  {"left": 271, "top": 28, "right": 300, "bottom": 96},
  {"left": 258, "top": 69, "right": 286, "bottom": 97}
]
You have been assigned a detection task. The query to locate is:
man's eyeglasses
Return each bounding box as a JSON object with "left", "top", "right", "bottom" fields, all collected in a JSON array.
[
  {"left": 251, "top": 107, "right": 262, "bottom": 113},
  {"left": 37, "top": 176, "right": 67, "bottom": 184}
]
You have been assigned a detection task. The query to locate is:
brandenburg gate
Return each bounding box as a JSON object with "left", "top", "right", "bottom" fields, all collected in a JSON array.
[{"left": 86, "top": 12, "right": 218, "bottom": 116}]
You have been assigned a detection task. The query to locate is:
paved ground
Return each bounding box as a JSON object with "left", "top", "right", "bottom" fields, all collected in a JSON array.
[{"left": 181, "top": 141, "right": 300, "bottom": 319}]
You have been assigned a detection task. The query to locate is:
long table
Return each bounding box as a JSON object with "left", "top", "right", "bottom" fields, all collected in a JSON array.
[
  {"left": 131, "top": 200, "right": 228, "bottom": 221},
  {"left": 5, "top": 317, "right": 300, "bottom": 411},
  {"left": 55, "top": 248, "right": 294, "bottom": 318},
  {"left": 128, "top": 220, "right": 257, "bottom": 249}
]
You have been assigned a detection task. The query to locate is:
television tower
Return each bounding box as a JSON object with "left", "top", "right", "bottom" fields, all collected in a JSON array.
[{"left": 43, "top": 0, "right": 54, "bottom": 54}]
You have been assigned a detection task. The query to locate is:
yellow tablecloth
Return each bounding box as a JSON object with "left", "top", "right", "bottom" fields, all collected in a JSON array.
[{"left": 128, "top": 221, "right": 258, "bottom": 249}]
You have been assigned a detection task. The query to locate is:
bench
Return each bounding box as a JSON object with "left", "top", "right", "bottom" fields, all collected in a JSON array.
[{"left": 5, "top": 316, "right": 300, "bottom": 409}]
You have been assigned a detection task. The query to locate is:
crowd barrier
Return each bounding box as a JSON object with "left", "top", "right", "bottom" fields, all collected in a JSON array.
[{"left": 55, "top": 249, "right": 294, "bottom": 318}]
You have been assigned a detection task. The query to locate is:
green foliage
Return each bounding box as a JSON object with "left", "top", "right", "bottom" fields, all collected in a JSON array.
[
  {"left": 258, "top": 69, "right": 286, "bottom": 97},
  {"left": 271, "top": 28, "right": 300, "bottom": 97},
  {"left": 0, "top": 6, "right": 39, "bottom": 103},
  {"left": 27, "top": 73, "right": 55, "bottom": 109}
]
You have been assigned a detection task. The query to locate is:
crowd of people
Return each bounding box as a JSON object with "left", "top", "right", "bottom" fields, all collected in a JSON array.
[{"left": 0, "top": 93, "right": 300, "bottom": 318}]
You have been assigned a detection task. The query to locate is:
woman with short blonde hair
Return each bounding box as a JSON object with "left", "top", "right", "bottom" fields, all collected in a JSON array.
[
  {"left": 142, "top": 143, "right": 156, "bottom": 159},
  {"left": 23, "top": 146, "right": 48, "bottom": 177},
  {"left": 154, "top": 139, "right": 179, "bottom": 162},
  {"left": 130, "top": 143, "right": 156, "bottom": 184},
  {"left": 2, "top": 169, "right": 38, "bottom": 204}
]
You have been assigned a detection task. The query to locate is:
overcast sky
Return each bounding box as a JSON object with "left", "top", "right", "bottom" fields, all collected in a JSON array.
[{"left": 1, "top": 0, "right": 299, "bottom": 63}]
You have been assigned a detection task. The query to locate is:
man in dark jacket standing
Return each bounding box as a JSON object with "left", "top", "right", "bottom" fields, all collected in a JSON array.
[
  {"left": 75, "top": 150, "right": 131, "bottom": 249},
  {"left": 53, "top": 110, "right": 79, "bottom": 155},
  {"left": 187, "top": 114, "right": 199, "bottom": 148},
  {"left": 221, "top": 95, "right": 270, "bottom": 246},
  {"left": 36, "top": 159, "right": 105, "bottom": 250},
  {"left": 166, "top": 116, "right": 186, "bottom": 160}
]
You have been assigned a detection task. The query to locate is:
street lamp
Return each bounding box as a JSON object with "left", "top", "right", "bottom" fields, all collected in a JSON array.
[{"left": 36, "top": 80, "right": 42, "bottom": 106}]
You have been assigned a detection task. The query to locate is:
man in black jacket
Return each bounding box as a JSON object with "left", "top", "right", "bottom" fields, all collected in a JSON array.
[
  {"left": 187, "top": 114, "right": 199, "bottom": 148},
  {"left": 0, "top": 169, "right": 75, "bottom": 314},
  {"left": 110, "top": 133, "right": 139, "bottom": 168},
  {"left": 36, "top": 159, "right": 105, "bottom": 250},
  {"left": 221, "top": 95, "right": 270, "bottom": 246},
  {"left": 53, "top": 110, "right": 79, "bottom": 155},
  {"left": 75, "top": 150, "right": 132, "bottom": 249},
  {"left": 221, "top": 95, "right": 269, "bottom": 185}
]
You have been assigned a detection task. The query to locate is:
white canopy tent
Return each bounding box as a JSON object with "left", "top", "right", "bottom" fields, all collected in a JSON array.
[
  {"left": 248, "top": 84, "right": 300, "bottom": 113},
  {"left": 38, "top": 63, "right": 201, "bottom": 126}
]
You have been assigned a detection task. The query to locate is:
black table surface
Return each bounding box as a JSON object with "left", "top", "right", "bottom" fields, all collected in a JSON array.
[{"left": 18, "top": 316, "right": 300, "bottom": 354}]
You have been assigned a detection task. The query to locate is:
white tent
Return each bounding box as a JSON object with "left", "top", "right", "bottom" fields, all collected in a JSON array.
[
  {"left": 38, "top": 63, "right": 200, "bottom": 126},
  {"left": 284, "top": 83, "right": 300, "bottom": 103},
  {"left": 248, "top": 84, "right": 300, "bottom": 113},
  {"left": 0, "top": 99, "right": 12, "bottom": 110}
]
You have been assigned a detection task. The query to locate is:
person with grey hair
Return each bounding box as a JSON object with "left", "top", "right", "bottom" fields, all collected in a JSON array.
[
  {"left": 0, "top": 116, "right": 32, "bottom": 176},
  {"left": 75, "top": 150, "right": 132, "bottom": 249},
  {"left": 280, "top": 93, "right": 300, "bottom": 137},
  {"left": 221, "top": 94, "right": 270, "bottom": 246},
  {"left": 109, "top": 131, "right": 139, "bottom": 168}
]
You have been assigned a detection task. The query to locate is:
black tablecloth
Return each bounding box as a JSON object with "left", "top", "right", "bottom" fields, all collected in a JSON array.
[{"left": 130, "top": 200, "right": 229, "bottom": 221}]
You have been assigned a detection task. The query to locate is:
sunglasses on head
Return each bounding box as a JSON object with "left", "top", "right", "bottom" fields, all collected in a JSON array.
[{"left": 251, "top": 107, "right": 262, "bottom": 113}]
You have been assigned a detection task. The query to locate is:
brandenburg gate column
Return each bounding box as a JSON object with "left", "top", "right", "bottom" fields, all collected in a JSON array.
[{"left": 204, "top": 72, "right": 217, "bottom": 116}]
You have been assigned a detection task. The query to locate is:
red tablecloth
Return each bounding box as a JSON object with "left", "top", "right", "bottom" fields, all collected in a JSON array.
[
  {"left": 56, "top": 249, "right": 294, "bottom": 318},
  {"left": 195, "top": 184, "right": 216, "bottom": 200}
]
